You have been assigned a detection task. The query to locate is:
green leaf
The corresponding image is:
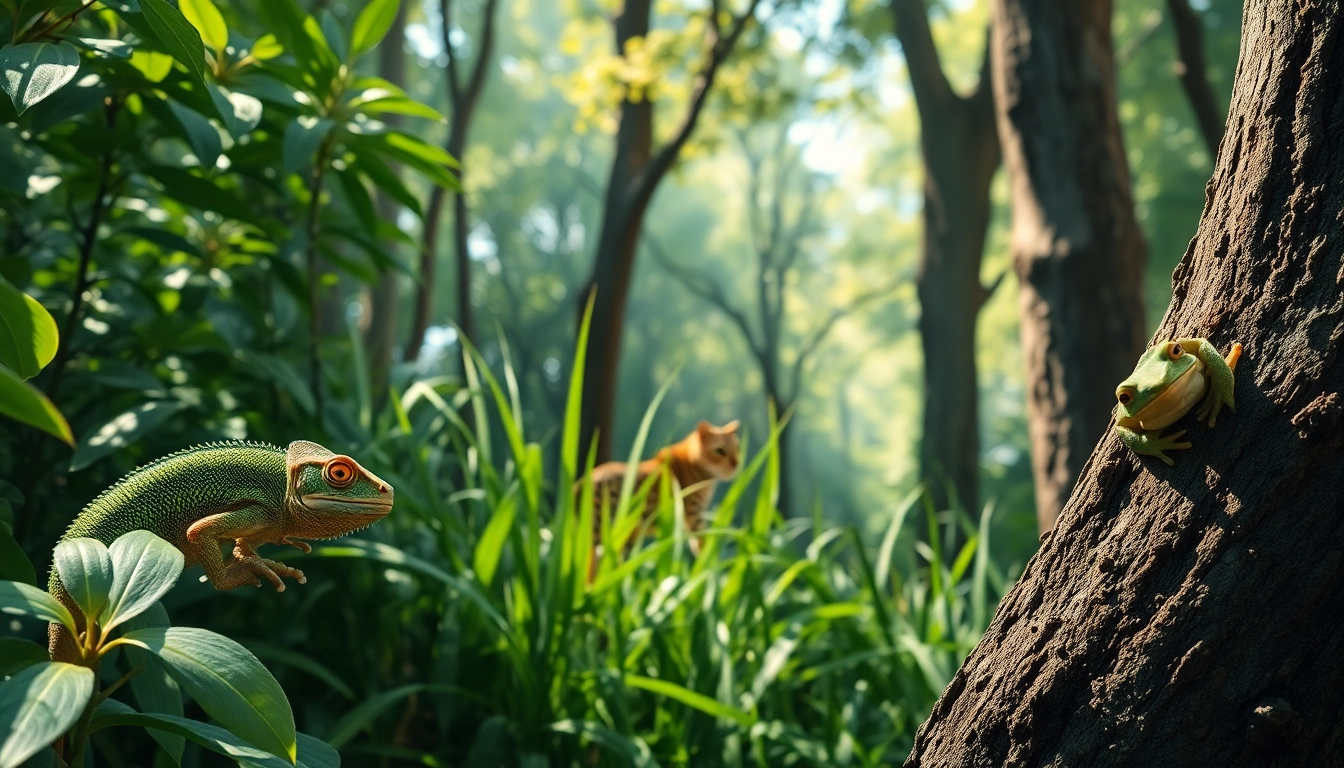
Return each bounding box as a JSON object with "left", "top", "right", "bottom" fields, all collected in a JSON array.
[
  {"left": 52, "top": 538, "right": 113, "bottom": 626},
  {"left": 118, "top": 627, "right": 297, "bottom": 764},
  {"left": 0, "top": 276, "right": 57, "bottom": 379},
  {"left": 0, "top": 364, "right": 73, "bottom": 445},
  {"left": 0, "top": 639, "right": 47, "bottom": 677},
  {"left": 237, "top": 640, "right": 354, "bottom": 700},
  {"left": 0, "top": 662, "right": 94, "bottom": 768},
  {"left": 235, "top": 351, "right": 316, "bottom": 415},
  {"left": 624, "top": 675, "right": 756, "bottom": 727},
  {"left": 0, "top": 524, "right": 35, "bottom": 586},
  {"left": 0, "top": 42, "right": 81, "bottom": 115},
  {"left": 69, "top": 400, "right": 184, "bottom": 472},
  {"left": 167, "top": 100, "right": 222, "bottom": 169},
  {"left": 138, "top": 0, "right": 207, "bottom": 87},
  {"left": 349, "top": 0, "right": 399, "bottom": 61},
  {"left": 318, "top": 12, "right": 347, "bottom": 64},
  {"left": 349, "top": 152, "right": 422, "bottom": 218},
  {"left": 179, "top": 0, "right": 227, "bottom": 54},
  {"left": 249, "top": 34, "right": 283, "bottom": 61},
  {"left": 0, "top": 581, "right": 75, "bottom": 633},
  {"left": 72, "top": 38, "right": 134, "bottom": 58},
  {"left": 102, "top": 530, "right": 184, "bottom": 633},
  {"left": 324, "top": 683, "right": 435, "bottom": 749},
  {"left": 122, "top": 602, "right": 185, "bottom": 762},
  {"left": 129, "top": 49, "right": 174, "bottom": 82},
  {"left": 91, "top": 699, "right": 338, "bottom": 768},
  {"left": 474, "top": 491, "right": 516, "bottom": 587},
  {"left": 143, "top": 165, "right": 263, "bottom": 225},
  {"left": 282, "top": 116, "right": 334, "bottom": 177},
  {"left": 382, "top": 130, "right": 458, "bottom": 168},
  {"left": 208, "top": 83, "right": 263, "bottom": 138}
]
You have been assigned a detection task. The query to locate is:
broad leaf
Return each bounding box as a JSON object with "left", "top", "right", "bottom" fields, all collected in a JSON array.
[
  {"left": 118, "top": 627, "right": 297, "bottom": 763},
  {"left": 0, "top": 639, "right": 47, "bottom": 677},
  {"left": 143, "top": 165, "right": 263, "bottom": 225},
  {"left": 129, "top": 49, "right": 174, "bottom": 82},
  {"left": 0, "top": 663, "right": 94, "bottom": 768},
  {"left": 69, "top": 400, "right": 184, "bottom": 471},
  {"left": 91, "top": 699, "right": 338, "bottom": 768},
  {"left": 0, "top": 364, "right": 72, "bottom": 444},
  {"left": 208, "top": 83, "right": 263, "bottom": 138},
  {"left": 282, "top": 116, "right": 334, "bottom": 177},
  {"left": 0, "top": 42, "right": 80, "bottom": 115},
  {"left": 167, "top": 100, "right": 222, "bottom": 169},
  {"left": 0, "top": 276, "right": 57, "bottom": 379},
  {"left": 350, "top": 0, "right": 399, "bottom": 60},
  {"left": 102, "top": 530, "right": 184, "bottom": 633},
  {"left": 179, "top": 0, "right": 227, "bottom": 54},
  {"left": 0, "top": 581, "right": 75, "bottom": 633},
  {"left": 138, "top": 0, "right": 207, "bottom": 86},
  {"left": 249, "top": 34, "right": 283, "bottom": 61},
  {"left": 52, "top": 538, "right": 113, "bottom": 626},
  {"left": 123, "top": 603, "right": 185, "bottom": 762}
]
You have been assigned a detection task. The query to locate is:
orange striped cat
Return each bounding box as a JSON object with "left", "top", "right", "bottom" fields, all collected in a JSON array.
[{"left": 578, "top": 420, "right": 741, "bottom": 578}]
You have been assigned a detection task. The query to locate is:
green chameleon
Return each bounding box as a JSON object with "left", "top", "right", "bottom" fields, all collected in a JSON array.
[
  {"left": 48, "top": 440, "right": 393, "bottom": 660},
  {"left": 1114, "top": 337, "right": 1243, "bottom": 465}
]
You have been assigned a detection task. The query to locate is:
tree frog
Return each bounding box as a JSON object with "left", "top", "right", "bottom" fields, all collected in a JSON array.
[{"left": 1114, "top": 337, "right": 1243, "bottom": 465}]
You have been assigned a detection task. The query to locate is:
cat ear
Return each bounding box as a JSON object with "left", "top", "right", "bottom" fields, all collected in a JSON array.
[
  {"left": 721, "top": 420, "right": 740, "bottom": 434},
  {"left": 696, "top": 420, "right": 712, "bottom": 436}
]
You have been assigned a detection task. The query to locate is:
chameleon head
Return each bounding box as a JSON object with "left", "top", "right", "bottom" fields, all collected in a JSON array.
[{"left": 284, "top": 440, "right": 394, "bottom": 539}]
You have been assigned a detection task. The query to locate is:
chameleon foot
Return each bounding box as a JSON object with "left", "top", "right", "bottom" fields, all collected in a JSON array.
[{"left": 222, "top": 556, "right": 307, "bottom": 591}]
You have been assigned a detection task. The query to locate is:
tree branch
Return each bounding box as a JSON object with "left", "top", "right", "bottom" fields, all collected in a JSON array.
[
  {"left": 888, "top": 0, "right": 955, "bottom": 118},
  {"left": 787, "top": 280, "right": 901, "bottom": 402},
  {"left": 642, "top": 232, "right": 763, "bottom": 358},
  {"left": 636, "top": 0, "right": 764, "bottom": 201},
  {"left": 1166, "top": 0, "right": 1225, "bottom": 156}
]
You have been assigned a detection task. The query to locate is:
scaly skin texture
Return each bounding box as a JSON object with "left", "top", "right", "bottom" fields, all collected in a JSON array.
[
  {"left": 48, "top": 440, "right": 393, "bottom": 660},
  {"left": 1114, "top": 338, "right": 1242, "bottom": 465}
]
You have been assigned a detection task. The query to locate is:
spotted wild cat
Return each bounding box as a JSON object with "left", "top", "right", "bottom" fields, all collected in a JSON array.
[{"left": 578, "top": 420, "right": 741, "bottom": 576}]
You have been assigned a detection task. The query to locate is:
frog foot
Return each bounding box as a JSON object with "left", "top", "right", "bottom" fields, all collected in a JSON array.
[{"left": 1146, "top": 429, "right": 1192, "bottom": 466}]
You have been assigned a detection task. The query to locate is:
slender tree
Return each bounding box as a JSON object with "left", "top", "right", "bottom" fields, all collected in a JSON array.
[
  {"left": 992, "top": 0, "right": 1148, "bottom": 534},
  {"left": 905, "top": 2, "right": 1344, "bottom": 762},
  {"left": 407, "top": 0, "right": 501, "bottom": 360},
  {"left": 1167, "top": 0, "right": 1225, "bottom": 157},
  {"left": 366, "top": 1, "right": 409, "bottom": 399},
  {"left": 889, "top": 0, "right": 1000, "bottom": 518},
  {"left": 579, "top": 0, "right": 762, "bottom": 462}
]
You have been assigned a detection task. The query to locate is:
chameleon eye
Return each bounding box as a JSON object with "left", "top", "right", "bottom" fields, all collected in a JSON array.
[
  {"left": 323, "top": 458, "right": 357, "bottom": 488},
  {"left": 1168, "top": 343, "right": 1184, "bottom": 358}
]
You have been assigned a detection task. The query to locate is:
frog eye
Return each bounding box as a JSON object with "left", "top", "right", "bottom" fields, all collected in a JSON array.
[
  {"left": 1117, "top": 388, "right": 1135, "bottom": 405},
  {"left": 1168, "top": 343, "right": 1184, "bottom": 358},
  {"left": 323, "top": 458, "right": 357, "bottom": 488}
]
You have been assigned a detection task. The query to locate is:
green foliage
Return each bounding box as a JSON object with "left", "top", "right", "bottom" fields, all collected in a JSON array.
[{"left": 0, "top": 531, "right": 312, "bottom": 766}]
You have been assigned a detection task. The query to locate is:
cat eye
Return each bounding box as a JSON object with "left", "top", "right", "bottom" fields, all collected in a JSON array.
[
  {"left": 715, "top": 447, "right": 727, "bottom": 456},
  {"left": 323, "top": 458, "right": 357, "bottom": 488}
]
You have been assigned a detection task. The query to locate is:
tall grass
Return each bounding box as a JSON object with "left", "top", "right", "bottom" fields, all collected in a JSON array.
[{"left": 225, "top": 303, "right": 1014, "bottom": 766}]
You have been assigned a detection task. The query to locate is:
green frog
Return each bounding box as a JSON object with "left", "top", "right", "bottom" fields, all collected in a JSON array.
[{"left": 1114, "top": 337, "right": 1243, "bottom": 465}]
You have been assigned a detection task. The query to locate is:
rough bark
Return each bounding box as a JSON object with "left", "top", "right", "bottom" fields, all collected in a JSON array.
[
  {"left": 992, "top": 0, "right": 1148, "bottom": 534},
  {"left": 407, "top": 0, "right": 499, "bottom": 360},
  {"left": 1168, "top": 0, "right": 1226, "bottom": 157},
  {"left": 579, "top": 0, "right": 760, "bottom": 462},
  {"left": 891, "top": 0, "right": 1000, "bottom": 518},
  {"left": 906, "top": 2, "right": 1344, "bottom": 764},
  {"left": 365, "top": 3, "right": 408, "bottom": 398}
]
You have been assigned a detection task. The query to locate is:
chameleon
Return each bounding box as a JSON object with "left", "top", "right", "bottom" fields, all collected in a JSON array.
[
  {"left": 48, "top": 440, "right": 393, "bottom": 661},
  {"left": 1114, "top": 338, "right": 1243, "bottom": 465}
]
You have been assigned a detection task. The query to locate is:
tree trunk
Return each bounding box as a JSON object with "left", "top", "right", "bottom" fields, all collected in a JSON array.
[
  {"left": 992, "top": 0, "right": 1148, "bottom": 534},
  {"left": 579, "top": 0, "right": 760, "bottom": 462},
  {"left": 407, "top": 0, "right": 499, "bottom": 360},
  {"left": 1167, "top": 0, "right": 1225, "bottom": 157},
  {"left": 365, "top": 3, "right": 408, "bottom": 399},
  {"left": 905, "top": 2, "right": 1344, "bottom": 763},
  {"left": 890, "top": 2, "right": 1000, "bottom": 520}
]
